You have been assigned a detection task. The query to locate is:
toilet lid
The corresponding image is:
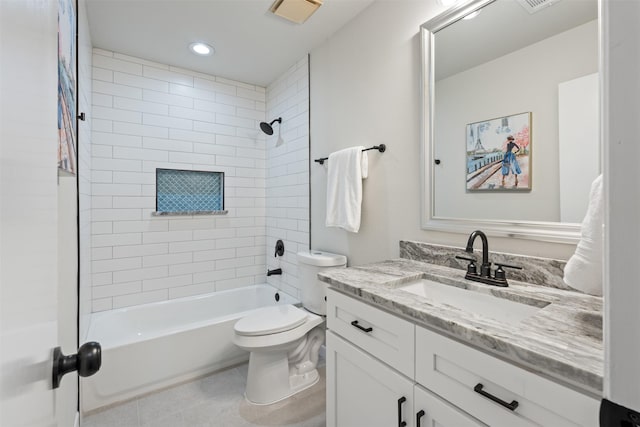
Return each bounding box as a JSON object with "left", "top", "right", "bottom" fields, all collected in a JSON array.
[{"left": 234, "top": 305, "right": 308, "bottom": 336}]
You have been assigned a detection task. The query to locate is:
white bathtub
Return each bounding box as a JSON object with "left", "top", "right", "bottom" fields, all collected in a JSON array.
[{"left": 82, "top": 284, "right": 298, "bottom": 412}]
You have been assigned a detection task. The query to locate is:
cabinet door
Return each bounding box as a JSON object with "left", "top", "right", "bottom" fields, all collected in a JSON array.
[
  {"left": 414, "top": 385, "right": 486, "bottom": 427},
  {"left": 327, "top": 331, "right": 415, "bottom": 427}
]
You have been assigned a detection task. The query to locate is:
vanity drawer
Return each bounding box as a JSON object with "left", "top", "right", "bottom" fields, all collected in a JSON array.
[
  {"left": 415, "top": 326, "right": 599, "bottom": 427},
  {"left": 327, "top": 288, "right": 415, "bottom": 378}
]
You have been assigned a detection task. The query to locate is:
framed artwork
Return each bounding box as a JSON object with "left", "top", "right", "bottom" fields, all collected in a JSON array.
[
  {"left": 465, "top": 112, "right": 531, "bottom": 191},
  {"left": 58, "top": 0, "right": 77, "bottom": 175}
]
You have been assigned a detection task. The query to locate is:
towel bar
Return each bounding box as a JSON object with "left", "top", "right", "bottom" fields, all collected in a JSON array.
[{"left": 314, "top": 144, "right": 386, "bottom": 165}]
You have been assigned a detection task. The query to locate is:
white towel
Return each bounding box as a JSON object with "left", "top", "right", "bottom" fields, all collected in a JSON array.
[
  {"left": 563, "top": 174, "right": 603, "bottom": 296},
  {"left": 325, "top": 146, "right": 368, "bottom": 233}
]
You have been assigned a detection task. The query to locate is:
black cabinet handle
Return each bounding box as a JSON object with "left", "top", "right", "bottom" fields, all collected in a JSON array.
[
  {"left": 474, "top": 383, "right": 519, "bottom": 411},
  {"left": 398, "top": 396, "right": 407, "bottom": 427},
  {"left": 351, "top": 320, "right": 373, "bottom": 333},
  {"left": 416, "top": 409, "right": 425, "bottom": 427}
]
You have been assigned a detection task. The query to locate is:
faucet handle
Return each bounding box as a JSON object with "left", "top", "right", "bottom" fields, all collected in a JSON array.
[
  {"left": 455, "top": 255, "right": 477, "bottom": 275},
  {"left": 493, "top": 263, "right": 522, "bottom": 282},
  {"left": 495, "top": 262, "right": 522, "bottom": 270}
]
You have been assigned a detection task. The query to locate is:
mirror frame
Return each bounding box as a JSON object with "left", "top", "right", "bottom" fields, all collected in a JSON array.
[{"left": 420, "top": 0, "right": 582, "bottom": 244}]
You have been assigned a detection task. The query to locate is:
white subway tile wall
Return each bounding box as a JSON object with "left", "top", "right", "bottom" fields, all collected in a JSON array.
[
  {"left": 265, "top": 56, "right": 311, "bottom": 300},
  {"left": 89, "top": 49, "right": 284, "bottom": 312}
]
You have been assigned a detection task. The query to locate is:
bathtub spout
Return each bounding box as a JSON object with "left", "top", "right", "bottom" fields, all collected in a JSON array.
[{"left": 267, "top": 268, "right": 282, "bottom": 276}]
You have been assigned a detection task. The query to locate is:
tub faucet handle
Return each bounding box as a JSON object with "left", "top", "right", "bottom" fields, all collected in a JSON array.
[{"left": 274, "top": 240, "right": 284, "bottom": 257}]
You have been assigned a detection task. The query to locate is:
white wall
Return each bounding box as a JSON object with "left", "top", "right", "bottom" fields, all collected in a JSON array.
[
  {"left": 89, "top": 50, "right": 268, "bottom": 311},
  {"left": 434, "top": 20, "right": 598, "bottom": 222},
  {"left": 265, "top": 56, "right": 310, "bottom": 299},
  {"left": 78, "top": 0, "right": 93, "bottom": 342},
  {"left": 310, "top": 0, "right": 577, "bottom": 265}
]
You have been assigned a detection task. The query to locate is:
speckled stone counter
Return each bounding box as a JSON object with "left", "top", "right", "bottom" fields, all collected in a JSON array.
[{"left": 318, "top": 257, "right": 603, "bottom": 396}]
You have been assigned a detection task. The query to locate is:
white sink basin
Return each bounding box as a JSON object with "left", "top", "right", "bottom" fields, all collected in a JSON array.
[{"left": 399, "top": 279, "right": 544, "bottom": 324}]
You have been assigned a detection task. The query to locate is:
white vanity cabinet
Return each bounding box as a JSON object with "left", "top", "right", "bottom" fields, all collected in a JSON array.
[
  {"left": 327, "top": 289, "right": 484, "bottom": 427},
  {"left": 326, "top": 331, "right": 415, "bottom": 427},
  {"left": 326, "top": 332, "right": 485, "bottom": 427},
  {"left": 415, "top": 326, "right": 600, "bottom": 427},
  {"left": 325, "top": 285, "right": 414, "bottom": 378},
  {"left": 326, "top": 288, "right": 600, "bottom": 427}
]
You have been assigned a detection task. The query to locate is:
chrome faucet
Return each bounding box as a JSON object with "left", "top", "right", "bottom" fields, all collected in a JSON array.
[{"left": 455, "top": 230, "right": 522, "bottom": 287}]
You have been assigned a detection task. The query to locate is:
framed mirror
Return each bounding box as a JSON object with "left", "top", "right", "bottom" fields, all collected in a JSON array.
[{"left": 421, "top": 0, "right": 599, "bottom": 244}]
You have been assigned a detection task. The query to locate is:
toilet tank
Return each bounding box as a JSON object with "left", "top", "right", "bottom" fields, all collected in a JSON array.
[{"left": 297, "top": 251, "right": 347, "bottom": 316}]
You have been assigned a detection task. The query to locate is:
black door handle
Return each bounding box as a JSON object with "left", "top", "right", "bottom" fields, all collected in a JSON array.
[
  {"left": 52, "top": 341, "right": 102, "bottom": 389},
  {"left": 351, "top": 320, "right": 373, "bottom": 333},
  {"left": 474, "top": 383, "right": 519, "bottom": 411},
  {"left": 416, "top": 409, "right": 425, "bottom": 427},
  {"left": 398, "top": 396, "right": 407, "bottom": 427}
]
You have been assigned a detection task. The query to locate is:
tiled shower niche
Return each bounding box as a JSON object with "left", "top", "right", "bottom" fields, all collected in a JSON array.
[{"left": 155, "top": 169, "right": 225, "bottom": 214}]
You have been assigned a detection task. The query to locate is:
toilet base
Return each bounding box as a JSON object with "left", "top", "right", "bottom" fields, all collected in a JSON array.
[
  {"left": 243, "top": 326, "right": 324, "bottom": 405},
  {"left": 245, "top": 350, "right": 320, "bottom": 405}
]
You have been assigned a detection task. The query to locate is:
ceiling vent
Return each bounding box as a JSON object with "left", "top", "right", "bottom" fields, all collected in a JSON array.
[
  {"left": 269, "top": 0, "right": 323, "bottom": 24},
  {"left": 516, "top": 0, "right": 562, "bottom": 14}
]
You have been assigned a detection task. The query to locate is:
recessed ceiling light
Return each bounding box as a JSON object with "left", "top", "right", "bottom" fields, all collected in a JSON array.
[{"left": 189, "top": 42, "right": 214, "bottom": 56}]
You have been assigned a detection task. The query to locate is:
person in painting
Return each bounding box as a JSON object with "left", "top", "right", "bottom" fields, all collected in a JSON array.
[{"left": 501, "top": 135, "right": 522, "bottom": 187}]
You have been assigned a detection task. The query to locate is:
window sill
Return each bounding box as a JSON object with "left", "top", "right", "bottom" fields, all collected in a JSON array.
[{"left": 151, "top": 210, "right": 228, "bottom": 217}]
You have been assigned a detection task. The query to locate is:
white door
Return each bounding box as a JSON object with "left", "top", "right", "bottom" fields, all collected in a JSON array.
[
  {"left": 326, "top": 331, "right": 415, "bottom": 427},
  {"left": 602, "top": 0, "right": 640, "bottom": 419},
  {"left": 1, "top": 1, "right": 80, "bottom": 426}
]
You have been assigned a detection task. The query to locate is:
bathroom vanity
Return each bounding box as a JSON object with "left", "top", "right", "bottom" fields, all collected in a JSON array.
[{"left": 321, "top": 242, "right": 602, "bottom": 427}]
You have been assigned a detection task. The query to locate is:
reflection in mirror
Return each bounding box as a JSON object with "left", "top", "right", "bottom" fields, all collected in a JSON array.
[{"left": 421, "top": 0, "right": 599, "bottom": 242}]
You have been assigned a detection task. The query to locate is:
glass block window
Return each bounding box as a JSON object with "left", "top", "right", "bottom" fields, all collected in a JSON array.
[{"left": 156, "top": 169, "right": 224, "bottom": 212}]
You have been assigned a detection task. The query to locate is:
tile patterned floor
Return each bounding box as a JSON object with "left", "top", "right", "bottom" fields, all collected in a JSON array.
[{"left": 82, "top": 362, "right": 326, "bottom": 427}]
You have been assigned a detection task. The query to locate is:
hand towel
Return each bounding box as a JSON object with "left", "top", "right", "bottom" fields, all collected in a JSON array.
[
  {"left": 325, "top": 146, "right": 368, "bottom": 233},
  {"left": 563, "top": 174, "right": 603, "bottom": 296}
]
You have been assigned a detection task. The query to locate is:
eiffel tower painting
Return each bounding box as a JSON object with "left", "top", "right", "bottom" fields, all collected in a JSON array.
[{"left": 465, "top": 112, "right": 532, "bottom": 192}]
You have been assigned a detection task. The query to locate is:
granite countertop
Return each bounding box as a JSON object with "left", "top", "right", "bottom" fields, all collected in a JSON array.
[{"left": 318, "top": 258, "right": 603, "bottom": 396}]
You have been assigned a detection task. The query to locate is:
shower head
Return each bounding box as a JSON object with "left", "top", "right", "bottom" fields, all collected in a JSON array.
[{"left": 259, "top": 117, "right": 282, "bottom": 136}]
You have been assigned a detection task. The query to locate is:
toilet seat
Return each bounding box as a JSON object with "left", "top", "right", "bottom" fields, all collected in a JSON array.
[
  {"left": 233, "top": 307, "right": 324, "bottom": 352},
  {"left": 234, "top": 305, "right": 308, "bottom": 336}
]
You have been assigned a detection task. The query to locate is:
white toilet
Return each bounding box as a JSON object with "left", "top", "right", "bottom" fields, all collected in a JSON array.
[{"left": 233, "top": 250, "right": 347, "bottom": 405}]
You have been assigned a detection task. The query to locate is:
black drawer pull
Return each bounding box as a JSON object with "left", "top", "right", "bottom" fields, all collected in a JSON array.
[
  {"left": 416, "top": 409, "right": 425, "bottom": 427},
  {"left": 474, "top": 383, "right": 519, "bottom": 411},
  {"left": 397, "top": 396, "right": 407, "bottom": 427},
  {"left": 351, "top": 320, "right": 373, "bottom": 333}
]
